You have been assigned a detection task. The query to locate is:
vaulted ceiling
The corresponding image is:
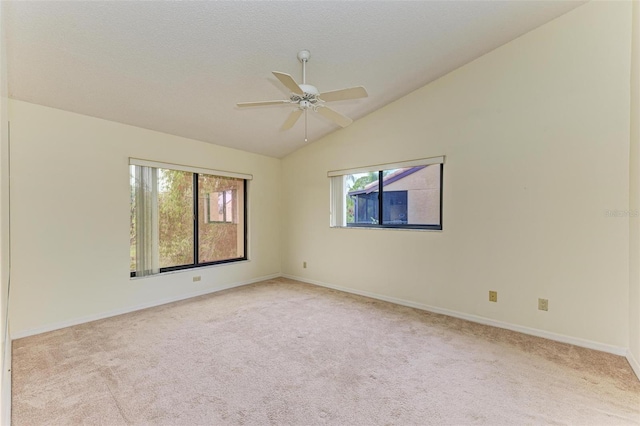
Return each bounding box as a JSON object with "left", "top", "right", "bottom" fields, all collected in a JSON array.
[{"left": 5, "top": 1, "right": 584, "bottom": 158}]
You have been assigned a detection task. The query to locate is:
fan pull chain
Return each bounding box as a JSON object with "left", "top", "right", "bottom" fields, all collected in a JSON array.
[{"left": 302, "top": 53, "right": 308, "bottom": 141}]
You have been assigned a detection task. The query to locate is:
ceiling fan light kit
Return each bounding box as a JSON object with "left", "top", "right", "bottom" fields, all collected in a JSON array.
[{"left": 237, "top": 50, "right": 368, "bottom": 142}]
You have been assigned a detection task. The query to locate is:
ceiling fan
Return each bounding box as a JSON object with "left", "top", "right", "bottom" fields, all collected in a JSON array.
[{"left": 237, "top": 50, "right": 368, "bottom": 142}]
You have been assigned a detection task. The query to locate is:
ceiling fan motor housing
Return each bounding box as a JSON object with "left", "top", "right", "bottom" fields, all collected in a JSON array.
[
  {"left": 299, "top": 84, "right": 319, "bottom": 95},
  {"left": 292, "top": 83, "right": 320, "bottom": 110}
]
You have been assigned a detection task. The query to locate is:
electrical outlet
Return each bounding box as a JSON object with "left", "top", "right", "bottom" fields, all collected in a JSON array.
[
  {"left": 193, "top": 276, "right": 201, "bottom": 282},
  {"left": 538, "top": 298, "right": 548, "bottom": 311},
  {"left": 303, "top": 261, "right": 307, "bottom": 269},
  {"left": 489, "top": 291, "right": 497, "bottom": 302}
]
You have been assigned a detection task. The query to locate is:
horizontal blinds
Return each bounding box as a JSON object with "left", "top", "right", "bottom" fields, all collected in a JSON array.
[
  {"left": 129, "top": 158, "right": 253, "bottom": 180},
  {"left": 327, "top": 156, "right": 445, "bottom": 177}
]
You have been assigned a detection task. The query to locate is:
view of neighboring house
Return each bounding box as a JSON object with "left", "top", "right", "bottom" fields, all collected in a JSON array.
[{"left": 347, "top": 164, "right": 441, "bottom": 226}]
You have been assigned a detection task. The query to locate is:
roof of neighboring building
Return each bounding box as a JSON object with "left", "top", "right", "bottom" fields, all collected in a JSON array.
[{"left": 348, "top": 166, "right": 426, "bottom": 195}]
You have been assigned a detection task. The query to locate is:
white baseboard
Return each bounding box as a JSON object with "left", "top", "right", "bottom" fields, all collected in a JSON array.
[
  {"left": 2, "top": 327, "right": 11, "bottom": 426},
  {"left": 11, "top": 273, "right": 281, "bottom": 340},
  {"left": 627, "top": 349, "right": 640, "bottom": 381},
  {"left": 11, "top": 271, "right": 636, "bottom": 380},
  {"left": 283, "top": 274, "right": 628, "bottom": 357}
]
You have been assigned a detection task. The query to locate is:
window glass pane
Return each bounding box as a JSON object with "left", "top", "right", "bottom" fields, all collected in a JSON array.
[
  {"left": 198, "top": 175, "right": 244, "bottom": 263},
  {"left": 381, "top": 165, "right": 441, "bottom": 226},
  {"left": 158, "top": 169, "right": 194, "bottom": 268},
  {"left": 346, "top": 172, "right": 380, "bottom": 225}
]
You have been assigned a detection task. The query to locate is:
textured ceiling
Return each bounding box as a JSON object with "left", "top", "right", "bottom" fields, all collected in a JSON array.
[{"left": 5, "top": 1, "right": 584, "bottom": 158}]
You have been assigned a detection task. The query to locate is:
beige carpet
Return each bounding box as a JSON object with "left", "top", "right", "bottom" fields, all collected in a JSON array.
[{"left": 12, "top": 277, "right": 640, "bottom": 425}]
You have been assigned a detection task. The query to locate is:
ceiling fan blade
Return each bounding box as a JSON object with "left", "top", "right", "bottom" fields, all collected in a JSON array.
[
  {"left": 316, "top": 106, "right": 353, "bottom": 128},
  {"left": 320, "top": 86, "right": 368, "bottom": 102},
  {"left": 281, "top": 109, "right": 303, "bottom": 130},
  {"left": 237, "top": 100, "right": 290, "bottom": 108},
  {"left": 273, "top": 71, "right": 304, "bottom": 95}
]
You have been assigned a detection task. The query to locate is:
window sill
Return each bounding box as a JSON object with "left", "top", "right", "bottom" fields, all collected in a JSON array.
[
  {"left": 130, "top": 258, "right": 251, "bottom": 280},
  {"left": 329, "top": 226, "right": 442, "bottom": 232}
]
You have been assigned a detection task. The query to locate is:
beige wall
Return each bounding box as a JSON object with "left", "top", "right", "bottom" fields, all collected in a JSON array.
[
  {"left": 8, "top": 100, "right": 281, "bottom": 336},
  {"left": 629, "top": 0, "right": 640, "bottom": 375},
  {"left": 282, "top": 2, "right": 632, "bottom": 349}
]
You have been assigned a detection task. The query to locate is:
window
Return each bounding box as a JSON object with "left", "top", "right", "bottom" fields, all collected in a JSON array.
[
  {"left": 329, "top": 157, "right": 444, "bottom": 230},
  {"left": 130, "top": 159, "right": 250, "bottom": 277},
  {"left": 204, "top": 190, "right": 236, "bottom": 224}
]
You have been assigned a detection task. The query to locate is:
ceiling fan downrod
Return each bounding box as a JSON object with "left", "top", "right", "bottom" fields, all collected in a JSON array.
[
  {"left": 298, "top": 49, "right": 310, "bottom": 85},
  {"left": 297, "top": 50, "right": 311, "bottom": 141}
]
